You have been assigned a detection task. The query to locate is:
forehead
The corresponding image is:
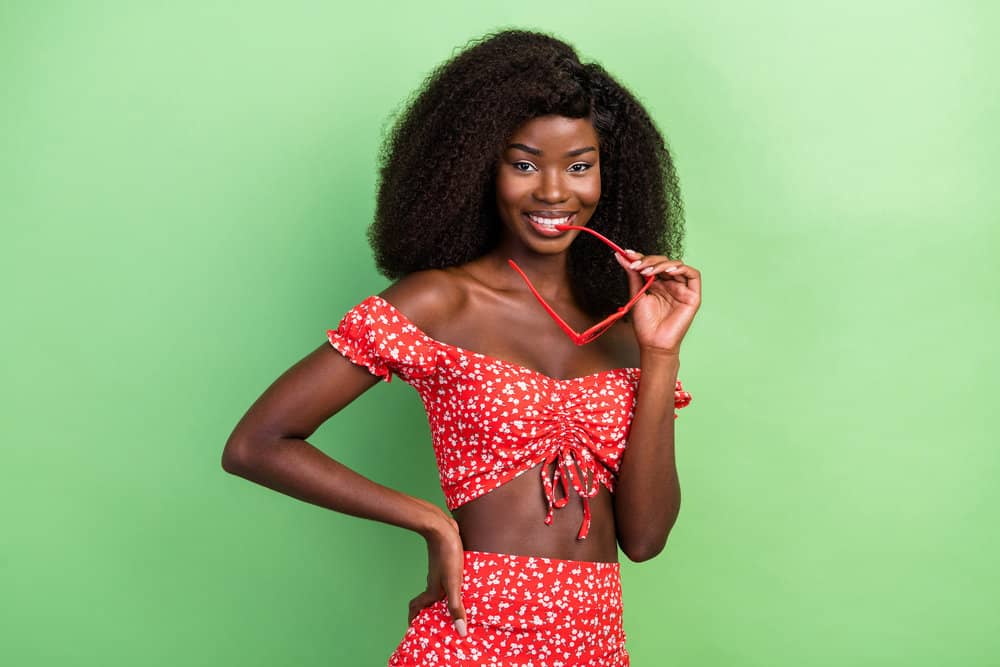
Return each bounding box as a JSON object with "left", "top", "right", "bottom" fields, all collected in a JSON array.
[{"left": 506, "top": 115, "right": 599, "bottom": 151}]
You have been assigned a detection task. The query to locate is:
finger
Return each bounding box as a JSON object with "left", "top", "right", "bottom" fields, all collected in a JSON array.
[
  {"left": 615, "top": 252, "right": 644, "bottom": 296},
  {"left": 638, "top": 260, "right": 683, "bottom": 277},
  {"left": 654, "top": 263, "right": 701, "bottom": 289},
  {"left": 408, "top": 590, "right": 439, "bottom": 623},
  {"left": 626, "top": 254, "right": 669, "bottom": 272},
  {"left": 681, "top": 265, "right": 701, "bottom": 296},
  {"left": 446, "top": 572, "right": 467, "bottom": 638},
  {"left": 409, "top": 588, "right": 443, "bottom": 608},
  {"left": 651, "top": 264, "right": 702, "bottom": 302},
  {"left": 661, "top": 264, "right": 700, "bottom": 279}
]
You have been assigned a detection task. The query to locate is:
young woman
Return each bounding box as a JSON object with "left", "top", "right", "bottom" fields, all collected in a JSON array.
[{"left": 223, "top": 29, "right": 700, "bottom": 666}]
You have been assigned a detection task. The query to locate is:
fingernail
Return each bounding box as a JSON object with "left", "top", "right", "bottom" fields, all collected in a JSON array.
[
  {"left": 625, "top": 248, "right": 638, "bottom": 256},
  {"left": 665, "top": 266, "right": 679, "bottom": 273},
  {"left": 640, "top": 267, "right": 654, "bottom": 275},
  {"left": 628, "top": 260, "right": 642, "bottom": 269},
  {"left": 454, "top": 618, "right": 467, "bottom": 637}
]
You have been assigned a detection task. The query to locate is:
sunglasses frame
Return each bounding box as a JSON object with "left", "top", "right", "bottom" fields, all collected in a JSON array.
[{"left": 507, "top": 224, "right": 656, "bottom": 346}]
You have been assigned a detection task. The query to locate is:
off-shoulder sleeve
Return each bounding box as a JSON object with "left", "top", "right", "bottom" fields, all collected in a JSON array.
[
  {"left": 325, "top": 295, "right": 441, "bottom": 384},
  {"left": 674, "top": 379, "right": 692, "bottom": 420}
]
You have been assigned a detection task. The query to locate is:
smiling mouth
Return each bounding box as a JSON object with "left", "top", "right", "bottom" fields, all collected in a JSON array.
[{"left": 524, "top": 212, "right": 577, "bottom": 232}]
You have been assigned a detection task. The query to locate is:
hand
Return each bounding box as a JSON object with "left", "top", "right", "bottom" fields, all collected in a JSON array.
[
  {"left": 409, "top": 515, "right": 467, "bottom": 637},
  {"left": 614, "top": 249, "right": 701, "bottom": 355}
]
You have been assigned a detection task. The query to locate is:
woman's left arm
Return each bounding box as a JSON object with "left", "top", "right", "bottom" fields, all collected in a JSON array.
[{"left": 611, "top": 250, "right": 701, "bottom": 562}]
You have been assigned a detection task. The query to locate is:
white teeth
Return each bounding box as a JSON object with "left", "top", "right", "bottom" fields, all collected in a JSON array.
[{"left": 528, "top": 214, "right": 571, "bottom": 227}]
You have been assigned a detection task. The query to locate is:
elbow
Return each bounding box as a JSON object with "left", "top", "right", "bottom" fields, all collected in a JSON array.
[
  {"left": 617, "top": 503, "right": 680, "bottom": 563},
  {"left": 221, "top": 436, "right": 255, "bottom": 475},
  {"left": 619, "top": 513, "right": 679, "bottom": 562},
  {"left": 621, "top": 537, "right": 667, "bottom": 563}
]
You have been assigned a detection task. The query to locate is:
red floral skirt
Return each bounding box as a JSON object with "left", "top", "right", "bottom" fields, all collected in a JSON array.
[{"left": 387, "top": 549, "right": 629, "bottom": 666}]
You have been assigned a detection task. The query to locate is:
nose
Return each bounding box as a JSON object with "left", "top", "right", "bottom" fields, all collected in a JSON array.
[{"left": 533, "top": 169, "right": 569, "bottom": 204}]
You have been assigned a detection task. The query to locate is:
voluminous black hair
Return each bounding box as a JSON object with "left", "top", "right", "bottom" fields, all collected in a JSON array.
[{"left": 369, "top": 29, "right": 685, "bottom": 319}]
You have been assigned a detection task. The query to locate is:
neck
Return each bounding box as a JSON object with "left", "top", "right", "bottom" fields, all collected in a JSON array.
[{"left": 486, "top": 238, "right": 572, "bottom": 302}]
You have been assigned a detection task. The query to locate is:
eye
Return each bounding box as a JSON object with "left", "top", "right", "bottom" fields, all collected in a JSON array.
[
  {"left": 568, "top": 162, "right": 593, "bottom": 173},
  {"left": 512, "top": 161, "right": 538, "bottom": 173}
]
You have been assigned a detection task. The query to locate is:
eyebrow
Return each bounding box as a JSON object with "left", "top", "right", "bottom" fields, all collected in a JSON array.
[{"left": 507, "top": 143, "right": 597, "bottom": 158}]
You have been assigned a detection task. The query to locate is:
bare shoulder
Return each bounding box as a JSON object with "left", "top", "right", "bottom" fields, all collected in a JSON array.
[{"left": 377, "top": 269, "right": 467, "bottom": 339}]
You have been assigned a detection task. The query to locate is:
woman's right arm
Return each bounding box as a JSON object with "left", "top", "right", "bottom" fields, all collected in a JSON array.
[
  {"left": 222, "top": 344, "right": 451, "bottom": 531},
  {"left": 220, "top": 302, "right": 467, "bottom": 634}
]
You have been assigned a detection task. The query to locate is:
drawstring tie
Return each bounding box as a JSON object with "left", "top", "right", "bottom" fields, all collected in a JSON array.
[{"left": 540, "top": 432, "right": 601, "bottom": 540}]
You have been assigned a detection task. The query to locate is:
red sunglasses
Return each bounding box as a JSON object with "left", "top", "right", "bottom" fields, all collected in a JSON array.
[{"left": 507, "top": 224, "right": 656, "bottom": 345}]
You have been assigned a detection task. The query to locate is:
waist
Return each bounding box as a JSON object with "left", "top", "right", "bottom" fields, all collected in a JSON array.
[
  {"left": 459, "top": 549, "right": 623, "bottom": 609},
  {"left": 451, "top": 470, "right": 620, "bottom": 563}
]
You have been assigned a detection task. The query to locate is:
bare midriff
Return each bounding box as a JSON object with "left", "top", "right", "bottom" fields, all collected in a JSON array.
[{"left": 450, "top": 461, "right": 620, "bottom": 563}]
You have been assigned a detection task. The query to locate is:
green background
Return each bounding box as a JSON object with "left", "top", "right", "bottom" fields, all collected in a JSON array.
[{"left": 3, "top": 1, "right": 997, "bottom": 665}]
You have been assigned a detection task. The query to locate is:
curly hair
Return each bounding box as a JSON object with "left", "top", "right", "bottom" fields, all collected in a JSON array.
[{"left": 368, "top": 29, "right": 685, "bottom": 319}]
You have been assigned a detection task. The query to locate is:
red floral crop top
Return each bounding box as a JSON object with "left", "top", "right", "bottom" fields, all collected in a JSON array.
[{"left": 326, "top": 296, "right": 692, "bottom": 540}]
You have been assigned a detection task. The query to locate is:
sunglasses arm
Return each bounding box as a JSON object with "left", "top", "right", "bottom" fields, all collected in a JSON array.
[
  {"left": 507, "top": 221, "right": 658, "bottom": 346},
  {"left": 507, "top": 259, "right": 587, "bottom": 343}
]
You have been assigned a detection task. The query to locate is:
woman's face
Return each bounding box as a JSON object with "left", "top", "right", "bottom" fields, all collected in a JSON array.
[{"left": 495, "top": 114, "right": 601, "bottom": 254}]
